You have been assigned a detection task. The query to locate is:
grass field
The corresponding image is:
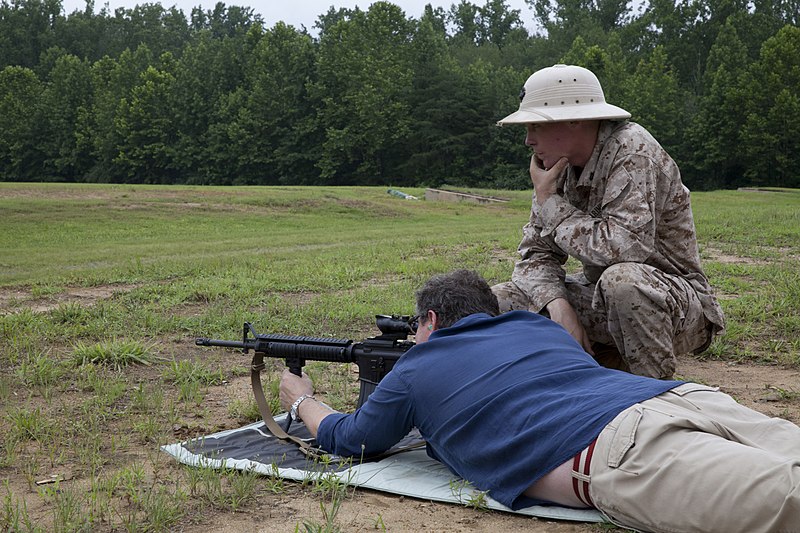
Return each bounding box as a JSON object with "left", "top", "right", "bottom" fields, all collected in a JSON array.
[{"left": 1, "top": 182, "right": 799, "bottom": 531}]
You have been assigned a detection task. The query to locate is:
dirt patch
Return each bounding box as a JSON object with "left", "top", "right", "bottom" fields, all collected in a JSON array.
[
  {"left": 677, "top": 354, "right": 800, "bottom": 422},
  {"left": 702, "top": 244, "right": 800, "bottom": 265},
  {"left": 702, "top": 245, "right": 771, "bottom": 265},
  {"left": 0, "top": 283, "right": 140, "bottom": 315},
  {"left": 178, "top": 491, "right": 597, "bottom": 532}
]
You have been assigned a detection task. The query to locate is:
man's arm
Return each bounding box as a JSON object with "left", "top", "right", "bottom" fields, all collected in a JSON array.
[
  {"left": 538, "top": 156, "right": 658, "bottom": 267},
  {"left": 279, "top": 367, "right": 415, "bottom": 457},
  {"left": 513, "top": 201, "right": 595, "bottom": 353},
  {"left": 545, "top": 298, "right": 594, "bottom": 355},
  {"left": 513, "top": 189, "right": 571, "bottom": 312},
  {"left": 279, "top": 369, "right": 336, "bottom": 437}
]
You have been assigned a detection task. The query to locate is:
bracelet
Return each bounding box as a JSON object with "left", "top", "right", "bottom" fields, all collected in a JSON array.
[{"left": 290, "top": 394, "right": 315, "bottom": 422}]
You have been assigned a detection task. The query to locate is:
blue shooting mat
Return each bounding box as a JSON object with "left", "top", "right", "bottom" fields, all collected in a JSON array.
[{"left": 161, "top": 415, "right": 605, "bottom": 523}]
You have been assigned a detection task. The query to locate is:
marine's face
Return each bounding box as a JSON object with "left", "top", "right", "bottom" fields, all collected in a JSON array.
[{"left": 524, "top": 121, "right": 577, "bottom": 170}]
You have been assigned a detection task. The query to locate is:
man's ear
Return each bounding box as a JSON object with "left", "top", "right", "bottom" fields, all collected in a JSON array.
[{"left": 427, "top": 310, "right": 439, "bottom": 331}]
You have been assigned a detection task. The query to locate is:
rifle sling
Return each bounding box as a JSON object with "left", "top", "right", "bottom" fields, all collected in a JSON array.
[
  {"left": 250, "top": 352, "right": 322, "bottom": 457},
  {"left": 250, "top": 352, "right": 427, "bottom": 461}
]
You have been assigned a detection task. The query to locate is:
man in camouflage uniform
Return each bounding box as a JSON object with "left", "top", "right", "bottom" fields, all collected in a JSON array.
[{"left": 493, "top": 64, "right": 724, "bottom": 379}]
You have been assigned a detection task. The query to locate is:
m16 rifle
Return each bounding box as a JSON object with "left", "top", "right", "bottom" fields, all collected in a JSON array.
[{"left": 195, "top": 315, "right": 417, "bottom": 453}]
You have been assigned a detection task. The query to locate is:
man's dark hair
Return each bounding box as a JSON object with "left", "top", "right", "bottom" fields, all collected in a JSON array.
[{"left": 415, "top": 269, "right": 500, "bottom": 328}]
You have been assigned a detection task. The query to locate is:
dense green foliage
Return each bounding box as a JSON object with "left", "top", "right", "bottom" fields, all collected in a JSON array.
[{"left": 0, "top": 0, "right": 798, "bottom": 189}]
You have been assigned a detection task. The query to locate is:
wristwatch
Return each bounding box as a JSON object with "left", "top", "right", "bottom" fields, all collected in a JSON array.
[{"left": 290, "top": 394, "right": 315, "bottom": 422}]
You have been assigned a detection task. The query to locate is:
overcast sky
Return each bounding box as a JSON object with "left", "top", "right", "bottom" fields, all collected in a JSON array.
[{"left": 61, "top": 0, "right": 538, "bottom": 34}]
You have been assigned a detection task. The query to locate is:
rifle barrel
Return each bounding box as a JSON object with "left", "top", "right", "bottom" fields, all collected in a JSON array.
[{"left": 195, "top": 338, "right": 247, "bottom": 349}]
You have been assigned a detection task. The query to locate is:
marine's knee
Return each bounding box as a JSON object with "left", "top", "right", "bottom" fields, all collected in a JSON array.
[
  {"left": 597, "top": 263, "right": 653, "bottom": 300},
  {"left": 491, "top": 281, "right": 531, "bottom": 313}
]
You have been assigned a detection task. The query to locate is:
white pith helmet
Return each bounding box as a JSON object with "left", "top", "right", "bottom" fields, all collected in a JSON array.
[{"left": 497, "top": 64, "right": 630, "bottom": 125}]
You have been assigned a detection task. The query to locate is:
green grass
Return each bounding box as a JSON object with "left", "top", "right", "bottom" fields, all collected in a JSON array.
[
  {"left": 0, "top": 182, "right": 799, "bottom": 530},
  {"left": 71, "top": 339, "right": 157, "bottom": 370},
  {"left": 0, "top": 183, "right": 523, "bottom": 290}
]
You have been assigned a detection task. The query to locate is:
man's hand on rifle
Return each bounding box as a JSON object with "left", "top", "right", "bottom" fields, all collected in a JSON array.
[
  {"left": 280, "top": 369, "right": 314, "bottom": 412},
  {"left": 279, "top": 369, "right": 335, "bottom": 437}
]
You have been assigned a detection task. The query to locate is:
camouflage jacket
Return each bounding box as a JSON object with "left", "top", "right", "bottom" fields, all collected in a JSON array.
[{"left": 512, "top": 120, "right": 725, "bottom": 330}]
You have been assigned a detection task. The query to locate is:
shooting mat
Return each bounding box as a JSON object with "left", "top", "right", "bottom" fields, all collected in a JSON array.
[{"left": 161, "top": 415, "right": 605, "bottom": 523}]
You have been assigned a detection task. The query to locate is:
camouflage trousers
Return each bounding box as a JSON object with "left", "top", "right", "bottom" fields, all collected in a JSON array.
[{"left": 492, "top": 263, "right": 713, "bottom": 379}]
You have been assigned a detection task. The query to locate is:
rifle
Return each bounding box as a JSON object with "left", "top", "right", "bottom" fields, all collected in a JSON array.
[{"left": 195, "top": 315, "right": 417, "bottom": 454}]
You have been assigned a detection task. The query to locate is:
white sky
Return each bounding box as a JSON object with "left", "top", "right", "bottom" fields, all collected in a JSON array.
[{"left": 61, "top": 0, "right": 539, "bottom": 34}]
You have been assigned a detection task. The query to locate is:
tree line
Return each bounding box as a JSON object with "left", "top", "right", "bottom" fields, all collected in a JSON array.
[{"left": 0, "top": 0, "right": 798, "bottom": 190}]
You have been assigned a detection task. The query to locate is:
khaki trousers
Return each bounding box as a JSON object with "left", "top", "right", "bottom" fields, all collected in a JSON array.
[
  {"left": 589, "top": 383, "right": 800, "bottom": 532},
  {"left": 492, "top": 263, "right": 712, "bottom": 379}
]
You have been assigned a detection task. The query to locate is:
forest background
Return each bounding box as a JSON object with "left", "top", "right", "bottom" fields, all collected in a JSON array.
[{"left": 0, "top": 0, "right": 798, "bottom": 190}]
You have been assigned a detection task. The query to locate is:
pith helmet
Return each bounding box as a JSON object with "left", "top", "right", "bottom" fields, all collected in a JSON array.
[{"left": 498, "top": 64, "right": 630, "bottom": 125}]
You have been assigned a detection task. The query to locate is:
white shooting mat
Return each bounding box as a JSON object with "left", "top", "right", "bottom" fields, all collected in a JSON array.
[{"left": 161, "top": 417, "right": 605, "bottom": 523}]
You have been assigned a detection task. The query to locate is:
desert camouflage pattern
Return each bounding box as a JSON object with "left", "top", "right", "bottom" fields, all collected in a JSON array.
[{"left": 494, "top": 121, "right": 725, "bottom": 379}]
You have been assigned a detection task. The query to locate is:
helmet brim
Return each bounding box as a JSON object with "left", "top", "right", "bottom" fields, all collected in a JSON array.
[{"left": 497, "top": 102, "right": 631, "bottom": 125}]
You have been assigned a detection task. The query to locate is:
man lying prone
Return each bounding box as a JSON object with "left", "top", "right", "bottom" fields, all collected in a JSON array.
[{"left": 281, "top": 269, "right": 799, "bottom": 533}]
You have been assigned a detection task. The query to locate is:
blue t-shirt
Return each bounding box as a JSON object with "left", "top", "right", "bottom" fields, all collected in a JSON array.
[{"left": 317, "top": 311, "right": 681, "bottom": 510}]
